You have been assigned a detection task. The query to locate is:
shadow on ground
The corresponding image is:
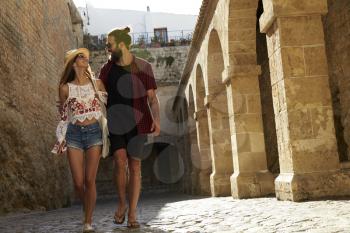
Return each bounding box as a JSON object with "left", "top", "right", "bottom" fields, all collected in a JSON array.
[{"left": 0, "top": 192, "right": 206, "bottom": 233}]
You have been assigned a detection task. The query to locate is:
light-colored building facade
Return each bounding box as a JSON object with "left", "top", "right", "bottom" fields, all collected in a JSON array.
[{"left": 78, "top": 6, "right": 197, "bottom": 42}]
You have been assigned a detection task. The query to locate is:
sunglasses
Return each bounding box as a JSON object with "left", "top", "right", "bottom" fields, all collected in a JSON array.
[
  {"left": 105, "top": 43, "right": 115, "bottom": 49},
  {"left": 76, "top": 53, "right": 88, "bottom": 60}
]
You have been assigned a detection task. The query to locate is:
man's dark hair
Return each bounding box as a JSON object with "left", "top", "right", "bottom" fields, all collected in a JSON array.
[{"left": 108, "top": 26, "right": 132, "bottom": 49}]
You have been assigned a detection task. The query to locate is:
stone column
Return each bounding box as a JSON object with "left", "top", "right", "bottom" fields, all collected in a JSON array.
[
  {"left": 224, "top": 65, "right": 275, "bottom": 198},
  {"left": 205, "top": 91, "right": 233, "bottom": 196},
  {"left": 180, "top": 108, "right": 192, "bottom": 194},
  {"left": 194, "top": 108, "right": 212, "bottom": 195},
  {"left": 260, "top": 0, "right": 350, "bottom": 201}
]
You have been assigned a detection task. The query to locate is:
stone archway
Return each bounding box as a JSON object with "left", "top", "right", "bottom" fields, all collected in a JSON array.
[
  {"left": 206, "top": 29, "right": 233, "bottom": 196},
  {"left": 194, "top": 64, "right": 212, "bottom": 195}
]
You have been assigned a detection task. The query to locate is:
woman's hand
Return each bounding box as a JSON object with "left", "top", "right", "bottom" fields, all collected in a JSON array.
[
  {"left": 57, "top": 140, "right": 67, "bottom": 154},
  {"left": 52, "top": 140, "right": 67, "bottom": 155}
]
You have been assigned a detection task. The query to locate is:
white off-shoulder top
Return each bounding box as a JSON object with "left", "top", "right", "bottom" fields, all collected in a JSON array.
[{"left": 51, "top": 79, "right": 107, "bottom": 154}]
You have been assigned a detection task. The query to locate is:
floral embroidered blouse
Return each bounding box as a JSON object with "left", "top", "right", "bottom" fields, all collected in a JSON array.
[{"left": 51, "top": 79, "right": 107, "bottom": 154}]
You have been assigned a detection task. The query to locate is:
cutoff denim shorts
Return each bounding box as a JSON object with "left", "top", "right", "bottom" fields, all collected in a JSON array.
[{"left": 66, "top": 121, "right": 103, "bottom": 151}]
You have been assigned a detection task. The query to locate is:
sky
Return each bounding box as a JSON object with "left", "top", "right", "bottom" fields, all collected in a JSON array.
[{"left": 72, "top": 0, "right": 202, "bottom": 15}]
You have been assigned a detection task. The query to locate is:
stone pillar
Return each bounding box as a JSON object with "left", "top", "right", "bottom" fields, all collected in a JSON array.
[
  {"left": 260, "top": 0, "right": 350, "bottom": 201},
  {"left": 194, "top": 108, "right": 212, "bottom": 195},
  {"left": 180, "top": 108, "right": 192, "bottom": 194},
  {"left": 224, "top": 65, "right": 275, "bottom": 198},
  {"left": 205, "top": 91, "right": 233, "bottom": 196},
  {"left": 188, "top": 113, "right": 200, "bottom": 194},
  {"left": 190, "top": 165, "right": 199, "bottom": 195}
]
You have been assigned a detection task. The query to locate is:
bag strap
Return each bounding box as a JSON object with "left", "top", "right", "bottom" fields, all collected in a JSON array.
[{"left": 89, "top": 77, "right": 107, "bottom": 116}]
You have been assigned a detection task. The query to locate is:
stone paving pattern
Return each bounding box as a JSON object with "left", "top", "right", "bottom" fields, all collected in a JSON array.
[{"left": 0, "top": 193, "right": 350, "bottom": 233}]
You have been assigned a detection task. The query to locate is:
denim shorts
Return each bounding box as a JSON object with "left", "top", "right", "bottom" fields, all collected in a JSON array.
[{"left": 66, "top": 121, "right": 103, "bottom": 151}]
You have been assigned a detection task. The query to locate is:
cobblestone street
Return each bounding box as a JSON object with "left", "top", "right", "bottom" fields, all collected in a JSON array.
[{"left": 1, "top": 193, "right": 350, "bottom": 233}]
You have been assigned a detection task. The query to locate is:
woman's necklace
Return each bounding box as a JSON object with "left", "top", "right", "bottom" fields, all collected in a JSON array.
[{"left": 75, "top": 75, "right": 89, "bottom": 99}]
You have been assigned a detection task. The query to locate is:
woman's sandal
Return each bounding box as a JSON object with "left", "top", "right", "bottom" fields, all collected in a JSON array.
[
  {"left": 113, "top": 207, "right": 128, "bottom": 224},
  {"left": 127, "top": 220, "right": 140, "bottom": 229}
]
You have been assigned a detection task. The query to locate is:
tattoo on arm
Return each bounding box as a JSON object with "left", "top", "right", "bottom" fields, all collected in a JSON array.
[{"left": 148, "top": 90, "right": 160, "bottom": 123}]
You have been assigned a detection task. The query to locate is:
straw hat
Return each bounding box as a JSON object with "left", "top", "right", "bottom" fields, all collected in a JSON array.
[{"left": 64, "top": 48, "right": 89, "bottom": 65}]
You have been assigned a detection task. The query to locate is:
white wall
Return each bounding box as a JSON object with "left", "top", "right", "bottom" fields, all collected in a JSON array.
[{"left": 78, "top": 6, "right": 197, "bottom": 40}]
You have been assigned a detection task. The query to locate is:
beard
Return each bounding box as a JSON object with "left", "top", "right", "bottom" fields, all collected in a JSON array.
[{"left": 110, "top": 49, "right": 123, "bottom": 62}]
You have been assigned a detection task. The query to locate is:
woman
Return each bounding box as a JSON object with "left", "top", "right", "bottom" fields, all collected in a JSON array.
[{"left": 51, "top": 48, "right": 107, "bottom": 232}]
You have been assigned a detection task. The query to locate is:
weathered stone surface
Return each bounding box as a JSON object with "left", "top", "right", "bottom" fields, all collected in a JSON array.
[
  {"left": 0, "top": 0, "right": 82, "bottom": 214},
  {"left": 279, "top": 16, "right": 325, "bottom": 47}
]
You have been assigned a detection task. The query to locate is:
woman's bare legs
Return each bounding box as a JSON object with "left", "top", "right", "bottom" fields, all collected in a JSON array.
[
  {"left": 84, "top": 145, "right": 101, "bottom": 224},
  {"left": 67, "top": 148, "right": 85, "bottom": 206}
]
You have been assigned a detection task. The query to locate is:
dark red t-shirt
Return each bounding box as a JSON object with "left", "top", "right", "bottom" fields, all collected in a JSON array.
[{"left": 98, "top": 55, "right": 157, "bottom": 135}]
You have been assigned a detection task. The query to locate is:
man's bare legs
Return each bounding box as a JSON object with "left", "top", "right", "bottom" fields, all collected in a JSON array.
[
  {"left": 114, "top": 149, "right": 128, "bottom": 222},
  {"left": 127, "top": 158, "right": 141, "bottom": 225},
  {"left": 113, "top": 149, "right": 141, "bottom": 226}
]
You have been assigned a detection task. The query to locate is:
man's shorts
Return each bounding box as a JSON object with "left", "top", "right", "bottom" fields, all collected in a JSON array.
[{"left": 109, "top": 127, "right": 147, "bottom": 160}]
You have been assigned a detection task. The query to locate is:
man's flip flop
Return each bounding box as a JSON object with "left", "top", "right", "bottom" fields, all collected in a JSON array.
[{"left": 127, "top": 221, "right": 140, "bottom": 229}]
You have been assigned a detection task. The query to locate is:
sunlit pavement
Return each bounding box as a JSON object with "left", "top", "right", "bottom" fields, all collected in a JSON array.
[{"left": 1, "top": 192, "right": 350, "bottom": 233}]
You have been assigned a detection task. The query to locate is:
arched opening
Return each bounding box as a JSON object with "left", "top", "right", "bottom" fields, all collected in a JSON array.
[
  {"left": 256, "top": 0, "right": 279, "bottom": 174},
  {"left": 323, "top": 0, "right": 350, "bottom": 163},
  {"left": 207, "top": 29, "right": 233, "bottom": 196}
]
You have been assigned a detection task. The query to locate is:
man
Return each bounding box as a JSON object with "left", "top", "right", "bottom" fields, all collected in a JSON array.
[{"left": 98, "top": 26, "right": 160, "bottom": 228}]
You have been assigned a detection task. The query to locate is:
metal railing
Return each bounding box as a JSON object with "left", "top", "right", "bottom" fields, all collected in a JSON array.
[{"left": 83, "top": 30, "right": 193, "bottom": 50}]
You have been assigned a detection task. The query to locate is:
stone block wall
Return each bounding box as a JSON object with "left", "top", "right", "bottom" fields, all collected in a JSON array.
[{"left": 0, "top": 0, "right": 83, "bottom": 214}]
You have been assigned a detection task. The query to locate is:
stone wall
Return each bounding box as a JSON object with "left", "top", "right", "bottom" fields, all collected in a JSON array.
[
  {"left": 0, "top": 0, "right": 83, "bottom": 214},
  {"left": 323, "top": 0, "right": 350, "bottom": 161},
  {"left": 90, "top": 46, "right": 189, "bottom": 84}
]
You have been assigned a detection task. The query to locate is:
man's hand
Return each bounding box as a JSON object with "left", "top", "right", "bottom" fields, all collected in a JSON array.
[
  {"left": 150, "top": 121, "right": 160, "bottom": 136},
  {"left": 147, "top": 89, "right": 161, "bottom": 137}
]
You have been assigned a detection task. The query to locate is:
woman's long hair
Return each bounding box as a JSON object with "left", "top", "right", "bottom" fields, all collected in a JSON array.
[
  {"left": 58, "top": 55, "right": 94, "bottom": 99},
  {"left": 59, "top": 57, "right": 77, "bottom": 85}
]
